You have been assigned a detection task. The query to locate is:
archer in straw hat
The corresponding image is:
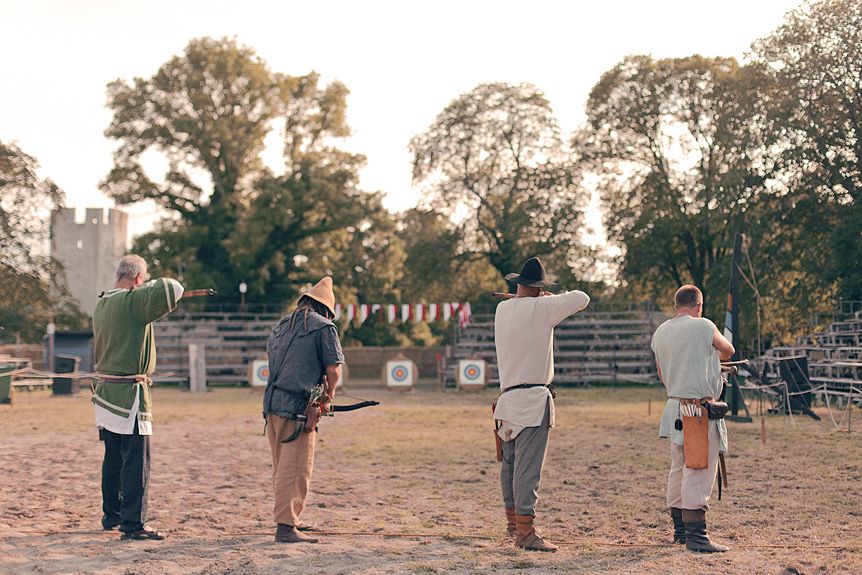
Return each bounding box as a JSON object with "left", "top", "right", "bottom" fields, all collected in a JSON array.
[
  {"left": 493, "top": 257, "right": 590, "bottom": 551},
  {"left": 263, "top": 277, "right": 345, "bottom": 543}
]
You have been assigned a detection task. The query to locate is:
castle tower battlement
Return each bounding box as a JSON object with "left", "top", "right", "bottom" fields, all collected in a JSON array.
[{"left": 52, "top": 208, "right": 128, "bottom": 317}]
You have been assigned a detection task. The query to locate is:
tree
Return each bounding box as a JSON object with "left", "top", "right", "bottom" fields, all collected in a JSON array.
[
  {"left": 409, "top": 82, "right": 588, "bottom": 289},
  {"left": 0, "top": 140, "right": 87, "bottom": 341},
  {"left": 102, "top": 36, "right": 278, "bottom": 298},
  {"left": 107, "top": 37, "right": 388, "bottom": 307},
  {"left": 397, "top": 208, "right": 504, "bottom": 304},
  {"left": 752, "top": 0, "right": 862, "bottom": 302},
  {"left": 575, "top": 55, "right": 780, "bottom": 319}
]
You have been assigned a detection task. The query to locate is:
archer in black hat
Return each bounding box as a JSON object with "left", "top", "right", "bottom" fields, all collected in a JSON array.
[
  {"left": 492, "top": 255, "right": 590, "bottom": 551},
  {"left": 504, "top": 257, "right": 557, "bottom": 289}
]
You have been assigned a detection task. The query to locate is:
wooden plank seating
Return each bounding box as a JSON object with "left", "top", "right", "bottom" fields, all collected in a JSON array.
[
  {"left": 152, "top": 312, "right": 281, "bottom": 386},
  {"left": 440, "top": 302, "right": 661, "bottom": 387}
]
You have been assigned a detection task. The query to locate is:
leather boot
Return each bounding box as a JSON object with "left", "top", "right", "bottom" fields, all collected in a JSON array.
[
  {"left": 275, "top": 523, "right": 319, "bottom": 543},
  {"left": 514, "top": 515, "right": 558, "bottom": 552},
  {"left": 505, "top": 509, "right": 517, "bottom": 537},
  {"left": 670, "top": 507, "right": 686, "bottom": 544},
  {"left": 682, "top": 509, "right": 727, "bottom": 552}
]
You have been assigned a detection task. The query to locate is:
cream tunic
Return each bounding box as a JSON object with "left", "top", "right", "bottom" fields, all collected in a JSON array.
[{"left": 494, "top": 290, "right": 590, "bottom": 440}]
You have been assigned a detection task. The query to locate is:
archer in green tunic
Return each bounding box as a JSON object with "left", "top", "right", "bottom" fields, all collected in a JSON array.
[{"left": 92, "top": 255, "right": 183, "bottom": 541}]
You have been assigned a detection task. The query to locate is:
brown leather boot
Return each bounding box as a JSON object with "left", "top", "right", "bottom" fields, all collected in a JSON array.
[
  {"left": 682, "top": 509, "right": 728, "bottom": 552},
  {"left": 505, "top": 509, "right": 517, "bottom": 537},
  {"left": 275, "top": 523, "right": 319, "bottom": 543},
  {"left": 514, "top": 515, "right": 558, "bottom": 552}
]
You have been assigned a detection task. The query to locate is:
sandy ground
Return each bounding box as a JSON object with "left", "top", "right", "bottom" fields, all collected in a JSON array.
[{"left": 1, "top": 384, "right": 860, "bottom": 574}]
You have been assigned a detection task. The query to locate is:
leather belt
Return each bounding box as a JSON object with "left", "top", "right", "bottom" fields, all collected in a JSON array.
[
  {"left": 671, "top": 396, "right": 716, "bottom": 404},
  {"left": 98, "top": 376, "right": 149, "bottom": 384},
  {"left": 500, "top": 383, "right": 547, "bottom": 395}
]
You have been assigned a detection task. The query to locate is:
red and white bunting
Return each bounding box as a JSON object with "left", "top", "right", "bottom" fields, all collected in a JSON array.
[{"left": 334, "top": 303, "right": 469, "bottom": 325}]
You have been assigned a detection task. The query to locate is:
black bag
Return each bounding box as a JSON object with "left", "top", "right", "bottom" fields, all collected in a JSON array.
[{"left": 702, "top": 401, "right": 729, "bottom": 420}]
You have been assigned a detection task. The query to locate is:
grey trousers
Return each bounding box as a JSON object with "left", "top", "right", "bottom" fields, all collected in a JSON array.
[{"left": 499, "top": 399, "right": 551, "bottom": 516}]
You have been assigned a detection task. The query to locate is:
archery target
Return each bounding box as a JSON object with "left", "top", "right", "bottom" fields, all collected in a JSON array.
[
  {"left": 458, "top": 359, "right": 488, "bottom": 389},
  {"left": 248, "top": 357, "right": 269, "bottom": 389},
  {"left": 385, "top": 359, "right": 416, "bottom": 388}
]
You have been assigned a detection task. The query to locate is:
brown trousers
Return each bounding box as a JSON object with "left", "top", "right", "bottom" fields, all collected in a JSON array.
[{"left": 266, "top": 414, "right": 316, "bottom": 527}]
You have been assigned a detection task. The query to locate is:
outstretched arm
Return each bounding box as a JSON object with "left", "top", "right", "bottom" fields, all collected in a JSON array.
[{"left": 713, "top": 326, "right": 735, "bottom": 361}]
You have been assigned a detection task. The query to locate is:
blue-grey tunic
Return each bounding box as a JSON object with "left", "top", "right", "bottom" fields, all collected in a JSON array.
[{"left": 262, "top": 310, "right": 344, "bottom": 420}]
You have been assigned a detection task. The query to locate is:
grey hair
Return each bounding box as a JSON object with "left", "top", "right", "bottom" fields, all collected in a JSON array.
[
  {"left": 116, "top": 255, "right": 147, "bottom": 281},
  {"left": 674, "top": 285, "right": 703, "bottom": 309}
]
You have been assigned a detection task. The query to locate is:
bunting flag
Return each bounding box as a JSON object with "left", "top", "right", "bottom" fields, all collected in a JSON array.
[
  {"left": 459, "top": 303, "right": 472, "bottom": 329},
  {"left": 330, "top": 302, "right": 470, "bottom": 326}
]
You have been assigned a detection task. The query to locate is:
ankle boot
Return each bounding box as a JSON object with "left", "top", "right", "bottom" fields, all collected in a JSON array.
[
  {"left": 275, "top": 523, "right": 319, "bottom": 543},
  {"left": 670, "top": 507, "right": 686, "bottom": 544},
  {"left": 682, "top": 509, "right": 727, "bottom": 552},
  {"left": 514, "top": 515, "right": 558, "bottom": 552},
  {"left": 505, "top": 509, "right": 517, "bottom": 537}
]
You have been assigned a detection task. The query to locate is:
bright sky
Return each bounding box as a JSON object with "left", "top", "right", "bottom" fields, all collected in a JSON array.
[{"left": 1, "top": 0, "right": 803, "bottom": 240}]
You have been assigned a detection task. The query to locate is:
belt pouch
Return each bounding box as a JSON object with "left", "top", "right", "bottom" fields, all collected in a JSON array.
[
  {"left": 704, "top": 401, "right": 729, "bottom": 419},
  {"left": 681, "top": 403, "right": 709, "bottom": 469}
]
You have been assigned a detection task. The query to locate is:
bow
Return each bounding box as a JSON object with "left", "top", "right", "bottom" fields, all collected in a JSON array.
[
  {"left": 282, "top": 387, "right": 379, "bottom": 443},
  {"left": 327, "top": 396, "right": 380, "bottom": 412},
  {"left": 181, "top": 288, "right": 217, "bottom": 299}
]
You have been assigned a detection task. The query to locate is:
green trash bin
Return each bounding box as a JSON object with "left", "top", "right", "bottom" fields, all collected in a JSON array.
[{"left": 0, "top": 363, "right": 14, "bottom": 404}]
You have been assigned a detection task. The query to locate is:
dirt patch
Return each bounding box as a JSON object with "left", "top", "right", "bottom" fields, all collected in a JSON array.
[{"left": 0, "top": 384, "right": 859, "bottom": 574}]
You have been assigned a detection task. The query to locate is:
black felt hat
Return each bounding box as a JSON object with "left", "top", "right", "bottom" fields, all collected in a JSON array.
[{"left": 504, "top": 257, "right": 556, "bottom": 288}]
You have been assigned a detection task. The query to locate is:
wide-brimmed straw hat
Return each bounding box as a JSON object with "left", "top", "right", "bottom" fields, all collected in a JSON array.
[
  {"left": 300, "top": 277, "right": 336, "bottom": 316},
  {"left": 504, "top": 257, "right": 557, "bottom": 288}
]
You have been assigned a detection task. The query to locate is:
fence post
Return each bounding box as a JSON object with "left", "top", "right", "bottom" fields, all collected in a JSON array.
[{"left": 189, "top": 343, "right": 207, "bottom": 393}]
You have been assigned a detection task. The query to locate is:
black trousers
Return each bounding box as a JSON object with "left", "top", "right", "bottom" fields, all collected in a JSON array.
[{"left": 100, "top": 421, "right": 150, "bottom": 532}]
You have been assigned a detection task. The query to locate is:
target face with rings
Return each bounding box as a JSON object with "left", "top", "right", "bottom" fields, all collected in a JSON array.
[
  {"left": 257, "top": 365, "right": 270, "bottom": 380},
  {"left": 462, "top": 364, "right": 481, "bottom": 380},
  {"left": 386, "top": 360, "right": 414, "bottom": 387},
  {"left": 458, "top": 359, "right": 486, "bottom": 388}
]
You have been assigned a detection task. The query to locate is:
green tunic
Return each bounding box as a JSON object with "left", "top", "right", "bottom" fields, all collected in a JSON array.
[{"left": 92, "top": 278, "right": 183, "bottom": 433}]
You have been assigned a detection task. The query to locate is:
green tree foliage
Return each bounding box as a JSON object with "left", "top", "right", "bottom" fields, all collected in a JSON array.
[
  {"left": 397, "top": 208, "right": 504, "bottom": 304},
  {"left": 575, "top": 55, "right": 779, "bottom": 320},
  {"left": 409, "top": 82, "right": 588, "bottom": 290},
  {"left": 103, "top": 36, "right": 278, "bottom": 298},
  {"left": 106, "top": 37, "right": 395, "bottom": 306},
  {"left": 0, "top": 140, "right": 87, "bottom": 341},
  {"left": 752, "top": 0, "right": 862, "bottom": 302}
]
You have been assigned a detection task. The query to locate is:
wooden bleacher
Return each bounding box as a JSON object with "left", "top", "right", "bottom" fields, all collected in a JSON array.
[
  {"left": 440, "top": 301, "right": 662, "bottom": 387},
  {"left": 152, "top": 307, "right": 285, "bottom": 386}
]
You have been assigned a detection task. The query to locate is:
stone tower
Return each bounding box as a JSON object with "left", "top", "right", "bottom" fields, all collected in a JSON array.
[{"left": 52, "top": 208, "right": 128, "bottom": 317}]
